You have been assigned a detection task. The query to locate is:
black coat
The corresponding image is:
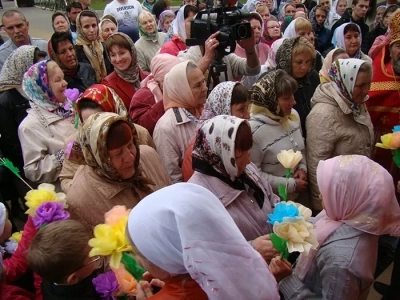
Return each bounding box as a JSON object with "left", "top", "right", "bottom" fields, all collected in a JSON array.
[
  {"left": 65, "top": 62, "right": 97, "bottom": 93},
  {"left": 361, "top": 24, "right": 387, "bottom": 54},
  {"left": 41, "top": 276, "right": 101, "bottom": 300},
  {"left": 75, "top": 43, "right": 114, "bottom": 80}
]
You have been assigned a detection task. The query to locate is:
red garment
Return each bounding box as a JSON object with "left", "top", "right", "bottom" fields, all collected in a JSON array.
[
  {"left": 160, "top": 36, "right": 187, "bottom": 57},
  {"left": 1, "top": 284, "right": 35, "bottom": 300},
  {"left": 181, "top": 138, "right": 195, "bottom": 182},
  {"left": 4, "top": 217, "right": 43, "bottom": 300},
  {"left": 101, "top": 69, "right": 148, "bottom": 109},
  {"left": 129, "top": 87, "right": 165, "bottom": 136},
  {"left": 366, "top": 45, "right": 400, "bottom": 202},
  {"left": 149, "top": 275, "right": 208, "bottom": 300}
]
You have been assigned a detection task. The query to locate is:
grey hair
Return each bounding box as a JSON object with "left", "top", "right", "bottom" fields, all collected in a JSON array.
[
  {"left": 358, "top": 61, "right": 373, "bottom": 75},
  {"left": 2, "top": 10, "right": 26, "bottom": 23},
  {"left": 275, "top": 69, "right": 298, "bottom": 98}
]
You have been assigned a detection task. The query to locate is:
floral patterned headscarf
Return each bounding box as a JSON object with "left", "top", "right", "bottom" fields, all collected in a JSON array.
[
  {"left": 23, "top": 60, "right": 72, "bottom": 118},
  {"left": 193, "top": 115, "right": 248, "bottom": 181},
  {"left": 198, "top": 81, "right": 237, "bottom": 124},
  {"left": 328, "top": 58, "right": 368, "bottom": 104},
  {"left": 0, "top": 45, "right": 37, "bottom": 92},
  {"left": 79, "top": 112, "right": 153, "bottom": 194}
]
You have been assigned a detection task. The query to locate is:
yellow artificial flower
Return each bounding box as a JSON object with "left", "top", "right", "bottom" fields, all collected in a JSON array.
[
  {"left": 105, "top": 205, "right": 131, "bottom": 226},
  {"left": 9, "top": 231, "right": 23, "bottom": 243},
  {"left": 89, "top": 216, "right": 132, "bottom": 269},
  {"left": 25, "top": 183, "right": 67, "bottom": 216},
  {"left": 277, "top": 150, "right": 303, "bottom": 169},
  {"left": 376, "top": 132, "right": 400, "bottom": 150},
  {"left": 273, "top": 219, "right": 318, "bottom": 255}
]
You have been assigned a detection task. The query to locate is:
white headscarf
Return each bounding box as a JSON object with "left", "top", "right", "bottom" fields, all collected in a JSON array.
[
  {"left": 172, "top": 5, "right": 188, "bottom": 40},
  {"left": 283, "top": 17, "right": 308, "bottom": 38},
  {"left": 332, "top": 22, "right": 362, "bottom": 59},
  {"left": 127, "top": 183, "right": 280, "bottom": 300},
  {"left": 266, "top": 38, "right": 285, "bottom": 70}
]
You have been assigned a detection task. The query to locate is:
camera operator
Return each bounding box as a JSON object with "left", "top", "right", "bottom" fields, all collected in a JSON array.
[{"left": 178, "top": 29, "right": 261, "bottom": 83}]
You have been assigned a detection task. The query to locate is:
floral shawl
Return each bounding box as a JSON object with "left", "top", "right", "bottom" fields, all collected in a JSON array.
[
  {"left": 107, "top": 32, "right": 140, "bottom": 89},
  {"left": 249, "top": 70, "right": 298, "bottom": 130},
  {"left": 78, "top": 112, "right": 153, "bottom": 195},
  {"left": 0, "top": 45, "right": 37, "bottom": 92},
  {"left": 22, "top": 60, "right": 72, "bottom": 118},
  {"left": 76, "top": 11, "right": 107, "bottom": 82}
]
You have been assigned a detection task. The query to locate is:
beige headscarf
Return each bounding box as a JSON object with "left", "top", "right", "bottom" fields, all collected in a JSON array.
[
  {"left": 163, "top": 60, "right": 203, "bottom": 118},
  {"left": 76, "top": 11, "right": 107, "bottom": 82}
]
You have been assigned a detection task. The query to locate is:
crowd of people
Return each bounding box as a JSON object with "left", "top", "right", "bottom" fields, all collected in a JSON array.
[{"left": 0, "top": 0, "right": 399, "bottom": 299}]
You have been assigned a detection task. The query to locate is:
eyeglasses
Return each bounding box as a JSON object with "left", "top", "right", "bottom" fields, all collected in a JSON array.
[
  {"left": 268, "top": 25, "right": 280, "bottom": 29},
  {"left": 58, "top": 256, "right": 102, "bottom": 284}
]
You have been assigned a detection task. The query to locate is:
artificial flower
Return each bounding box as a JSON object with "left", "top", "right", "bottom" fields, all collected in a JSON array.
[
  {"left": 89, "top": 217, "right": 132, "bottom": 269},
  {"left": 287, "top": 201, "right": 312, "bottom": 221},
  {"left": 267, "top": 202, "right": 299, "bottom": 225},
  {"left": 32, "top": 201, "right": 70, "bottom": 228},
  {"left": 92, "top": 271, "right": 119, "bottom": 300},
  {"left": 113, "top": 263, "right": 137, "bottom": 296},
  {"left": 277, "top": 149, "right": 303, "bottom": 169},
  {"left": 4, "top": 240, "right": 18, "bottom": 254},
  {"left": 105, "top": 206, "right": 131, "bottom": 226},
  {"left": 63, "top": 88, "right": 81, "bottom": 110},
  {"left": 273, "top": 219, "right": 318, "bottom": 255},
  {"left": 376, "top": 132, "right": 400, "bottom": 150},
  {"left": 25, "top": 183, "right": 67, "bottom": 216},
  {"left": 9, "top": 231, "right": 23, "bottom": 243}
]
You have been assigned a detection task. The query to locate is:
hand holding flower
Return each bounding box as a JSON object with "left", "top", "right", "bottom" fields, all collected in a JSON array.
[
  {"left": 293, "top": 169, "right": 307, "bottom": 181},
  {"left": 269, "top": 256, "right": 292, "bottom": 282},
  {"left": 136, "top": 280, "right": 155, "bottom": 300},
  {"left": 252, "top": 235, "right": 279, "bottom": 263}
]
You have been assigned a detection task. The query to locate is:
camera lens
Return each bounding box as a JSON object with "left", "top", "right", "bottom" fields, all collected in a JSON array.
[{"left": 236, "top": 24, "right": 248, "bottom": 39}]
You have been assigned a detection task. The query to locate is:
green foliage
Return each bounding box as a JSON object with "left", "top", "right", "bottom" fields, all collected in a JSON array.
[{"left": 270, "top": 233, "right": 289, "bottom": 260}]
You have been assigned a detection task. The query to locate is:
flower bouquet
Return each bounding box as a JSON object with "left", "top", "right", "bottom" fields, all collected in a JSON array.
[
  {"left": 266, "top": 150, "right": 318, "bottom": 259},
  {"left": 89, "top": 206, "right": 146, "bottom": 299},
  {"left": 276, "top": 149, "right": 303, "bottom": 200},
  {"left": 376, "top": 125, "right": 400, "bottom": 167}
]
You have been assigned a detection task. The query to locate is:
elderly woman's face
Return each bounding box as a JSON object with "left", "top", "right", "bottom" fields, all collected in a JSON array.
[
  {"left": 101, "top": 21, "right": 117, "bottom": 40},
  {"left": 250, "top": 19, "right": 262, "bottom": 43},
  {"left": 267, "top": 20, "right": 281, "bottom": 39},
  {"left": 344, "top": 30, "right": 361, "bottom": 57},
  {"left": 140, "top": 14, "right": 156, "bottom": 34},
  {"left": 109, "top": 45, "right": 132, "bottom": 71},
  {"left": 108, "top": 137, "right": 137, "bottom": 179},
  {"left": 48, "top": 65, "right": 68, "bottom": 103},
  {"left": 53, "top": 15, "right": 69, "bottom": 33},
  {"left": 352, "top": 71, "right": 372, "bottom": 104},
  {"left": 291, "top": 52, "right": 313, "bottom": 79},
  {"left": 235, "top": 149, "right": 251, "bottom": 176},
  {"left": 187, "top": 67, "right": 208, "bottom": 106}
]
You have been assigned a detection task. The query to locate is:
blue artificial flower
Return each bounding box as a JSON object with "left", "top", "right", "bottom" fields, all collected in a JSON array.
[
  {"left": 267, "top": 202, "right": 300, "bottom": 225},
  {"left": 393, "top": 126, "right": 400, "bottom": 133}
]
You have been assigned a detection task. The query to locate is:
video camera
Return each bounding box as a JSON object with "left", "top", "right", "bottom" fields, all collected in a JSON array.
[{"left": 186, "top": 3, "right": 252, "bottom": 58}]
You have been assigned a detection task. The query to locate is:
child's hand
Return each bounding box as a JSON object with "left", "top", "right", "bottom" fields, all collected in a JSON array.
[
  {"left": 269, "top": 257, "right": 292, "bottom": 282},
  {"left": 136, "top": 281, "right": 154, "bottom": 300}
]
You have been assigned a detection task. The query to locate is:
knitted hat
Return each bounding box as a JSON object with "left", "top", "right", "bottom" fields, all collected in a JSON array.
[{"left": 390, "top": 11, "right": 400, "bottom": 46}]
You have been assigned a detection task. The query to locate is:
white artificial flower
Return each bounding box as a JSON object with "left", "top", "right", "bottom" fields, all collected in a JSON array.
[{"left": 277, "top": 149, "right": 303, "bottom": 169}]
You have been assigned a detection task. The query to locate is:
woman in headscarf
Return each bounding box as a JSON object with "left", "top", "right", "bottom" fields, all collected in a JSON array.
[
  {"left": 153, "top": 60, "right": 208, "bottom": 183},
  {"left": 102, "top": 32, "right": 147, "bottom": 108},
  {"left": 75, "top": 11, "right": 113, "bottom": 82},
  {"left": 249, "top": 69, "right": 308, "bottom": 203},
  {"left": 274, "top": 37, "right": 319, "bottom": 136},
  {"left": 362, "top": 5, "right": 399, "bottom": 55},
  {"left": 18, "top": 60, "right": 76, "bottom": 187},
  {"left": 309, "top": 0, "right": 340, "bottom": 30},
  {"left": 160, "top": 5, "right": 198, "bottom": 56},
  {"left": 129, "top": 53, "right": 181, "bottom": 135},
  {"left": 67, "top": 112, "right": 170, "bottom": 231},
  {"left": 262, "top": 17, "right": 282, "bottom": 47},
  {"left": 182, "top": 81, "right": 250, "bottom": 181},
  {"left": 99, "top": 14, "right": 118, "bottom": 41},
  {"left": 319, "top": 47, "right": 348, "bottom": 83},
  {"left": 0, "top": 46, "right": 46, "bottom": 215},
  {"left": 135, "top": 12, "right": 167, "bottom": 72},
  {"left": 59, "top": 84, "right": 155, "bottom": 193},
  {"left": 142, "top": 0, "right": 155, "bottom": 13},
  {"left": 158, "top": 9, "right": 175, "bottom": 33},
  {"left": 310, "top": 5, "right": 331, "bottom": 54},
  {"left": 280, "top": 155, "right": 400, "bottom": 300},
  {"left": 306, "top": 58, "right": 374, "bottom": 212},
  {"left": 188, "top": 115, "right": 284, "bottom": 263},
  {"left": 332, "top": 23, "right": 371, "bottom": 62},
  {"left": 128, "top": 183, "right": 281, "bottom": 300},
  {"left": 51, "top": 12, "right": 77, "bottom": 44},
  {"left": 331, "top": 0, "right": 347, "bottom": 16},
  {"left": 235, "top": 13, "right": 270, "bottom": 66}
]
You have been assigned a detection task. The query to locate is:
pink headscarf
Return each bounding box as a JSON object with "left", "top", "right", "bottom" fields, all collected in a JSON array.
[
  {"left": 319, "top": 48, "right": 348, "bottom": 82},
  {"left": 163, "top": 60, "right": 202, "bottom": 117},
  {"left": 296, "top": 155, "right": 400, "bottom": 280},
  {"left": 140, "top": 54, "right": 181, "bottom": 103}
]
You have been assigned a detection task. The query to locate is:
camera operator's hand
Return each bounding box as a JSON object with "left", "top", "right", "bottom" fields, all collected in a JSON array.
[
  {"left": 237, "top": 26, "right": 255, "bottom": 53},
  {"left": 197, "top": 32, "right": 220, "bottom": 73}
]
